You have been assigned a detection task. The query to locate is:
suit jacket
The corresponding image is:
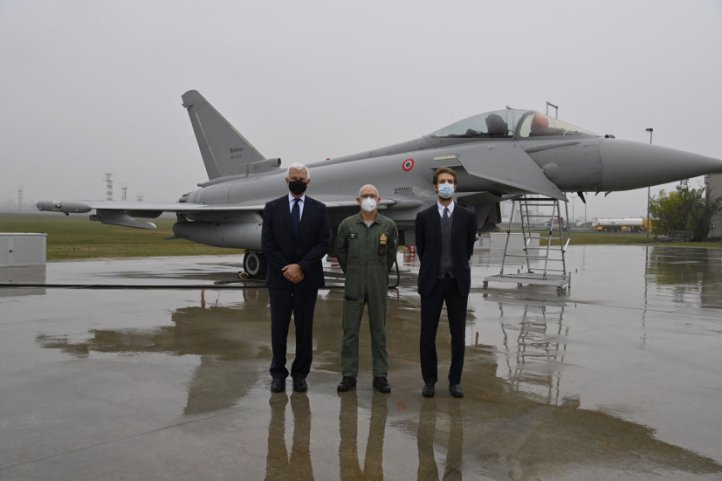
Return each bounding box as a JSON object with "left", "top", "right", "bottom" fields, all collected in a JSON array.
[
  {"left": 261, "top": 195, "right": 331, "bottom": 290},
  {"left": 415, "top": 203, "right": 478, "bottom": 297}
]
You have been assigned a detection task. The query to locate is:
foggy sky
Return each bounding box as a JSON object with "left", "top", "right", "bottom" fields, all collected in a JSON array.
[{"left": 1, "top": 0, "right": 721, "bottom": 222}]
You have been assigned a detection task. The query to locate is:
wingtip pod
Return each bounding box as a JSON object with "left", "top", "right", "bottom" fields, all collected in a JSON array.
[
  {"left": 36, "top": 200, "right": 92, "bottom": 213},
  {"left": 599, "top": 139, "right": 722, "bottom": 191}
]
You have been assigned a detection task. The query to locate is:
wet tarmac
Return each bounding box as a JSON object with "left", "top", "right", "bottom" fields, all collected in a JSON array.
[{"left": 1, "top": 246, "right": 721, "bottom": 480}]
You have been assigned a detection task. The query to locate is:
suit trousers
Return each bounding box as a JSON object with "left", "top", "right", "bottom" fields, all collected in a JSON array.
[
  {"left": 269, "top": 287, "right": 318, "bottom": 381},
  {"left": 419, "top": 275, "right": 467, "bottom": 385}
]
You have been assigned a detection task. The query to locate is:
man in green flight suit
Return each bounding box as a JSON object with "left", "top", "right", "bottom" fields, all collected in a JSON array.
[{"left": 335, "top": 184, "right": 398, "bottom": 393}]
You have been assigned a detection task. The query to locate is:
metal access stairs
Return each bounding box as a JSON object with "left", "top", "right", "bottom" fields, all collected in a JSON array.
[{"left": 483, "top": 196, "right": 572, "bottom": 294}]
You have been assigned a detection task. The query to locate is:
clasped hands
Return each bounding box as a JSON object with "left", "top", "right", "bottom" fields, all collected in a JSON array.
[{"left": 282, "top": 263, "right": 304, "bottom": 284}]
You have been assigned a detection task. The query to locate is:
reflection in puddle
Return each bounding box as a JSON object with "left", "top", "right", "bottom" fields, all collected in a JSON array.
[
  {"left": 647, "top": 247, "right": 722, "bottom": 308},
  {"left": 498, "top": 302, "right": 569, "bottom": 406},
  {"left": 265, "top": 393, "right": 314, "bottom": 481},
  {"left": 31, "top": 245, "right": 722, "bottom": 479},
  {"left": 417, "top": 398, "right": 463, "bottom": 481},
  {"left": 339, "top": 392, "right": 388, "bottom": 481}
]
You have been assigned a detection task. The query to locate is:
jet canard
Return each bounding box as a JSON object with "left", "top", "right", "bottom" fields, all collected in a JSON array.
[{"left": 38, "top": 90, "right": 722, "bottom": 278}]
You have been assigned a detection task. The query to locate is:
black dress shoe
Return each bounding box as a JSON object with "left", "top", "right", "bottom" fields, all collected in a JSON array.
[
  {"left": 421, "top": 383, "right": 435, "bottom": 398},
  {"left": 293, "top": 378, "right": 308, "bottom": 393},
  {"left": 449, "top": 383, "right": 464, "bottom": 398},
  {"left": 271, "top": 378, "right": 285, "bottom": 393},
  {"left": 372, "top": 377, "right": 391, "bottom": 393},
  {"left": 337, "top": 376, "right": 356, "bottom": 392}
]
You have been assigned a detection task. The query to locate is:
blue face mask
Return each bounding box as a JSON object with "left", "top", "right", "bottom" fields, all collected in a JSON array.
[{"left": 437, "top": 183, "right": 455, "bottom": 199}]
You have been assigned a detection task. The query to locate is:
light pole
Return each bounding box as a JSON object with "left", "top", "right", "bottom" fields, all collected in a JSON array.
[{"left": 645, "top": 128, "right": 654, "bottom": 242}]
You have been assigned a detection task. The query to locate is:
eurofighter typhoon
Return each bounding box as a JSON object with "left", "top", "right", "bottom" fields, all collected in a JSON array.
[{"left": 38, "top": 90, "right": 722, "bottom": 277}]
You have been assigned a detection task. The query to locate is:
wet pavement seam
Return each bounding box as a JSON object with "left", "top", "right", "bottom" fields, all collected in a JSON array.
[{"left": 0, "top": 406, "right": 250, "bottom": 473}]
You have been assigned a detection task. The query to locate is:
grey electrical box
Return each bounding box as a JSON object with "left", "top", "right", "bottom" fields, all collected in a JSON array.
[{"left": 0, "top": 233, "right": 47, "bottom": 267}]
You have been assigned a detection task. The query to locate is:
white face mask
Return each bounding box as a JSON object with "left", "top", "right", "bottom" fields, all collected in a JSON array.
[
  {"left": 361, "top": 197, "right": 378, "bottom": 212},
  {"left": 437, "top": 182, "right": 455, "bottom": 199}
]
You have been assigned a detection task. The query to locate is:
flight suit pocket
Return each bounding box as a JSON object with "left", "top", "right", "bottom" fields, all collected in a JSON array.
[
  {"left": 346, "top": 232, "right": 361, "bottom": 260},
  {"left": 343, "top": 279, "right": 363, "bottom": 302}
]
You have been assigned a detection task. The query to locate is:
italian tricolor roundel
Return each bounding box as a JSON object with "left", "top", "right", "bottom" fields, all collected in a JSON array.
[{"left": 402, "top": 158, "right": 415, "bottom": 172}]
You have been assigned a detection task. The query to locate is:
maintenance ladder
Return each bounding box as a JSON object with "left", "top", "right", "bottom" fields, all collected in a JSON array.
[{"left": 483, "top": 196, "right": 571, "bottom": 294}]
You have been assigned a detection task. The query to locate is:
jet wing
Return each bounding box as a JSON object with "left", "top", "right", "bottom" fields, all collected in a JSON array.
[
  {"left": 37, "top": 200, "right": 218, "bottom": 214},
  {"left": 37, "top": 196, "right": 388, "bottom": 229},
  {"left": 37, "top": 196, "right": 393, "bottom": 214},
  {"left": 35, "top": 199, "right": 249, "bottom": 229},
  {"left": 454, "top": 143, "right": 566, "bottom": 200}
]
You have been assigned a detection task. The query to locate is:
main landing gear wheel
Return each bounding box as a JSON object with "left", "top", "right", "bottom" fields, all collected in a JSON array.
[{"left": 243, "top": 251, "right": 268, "bottom": 279}]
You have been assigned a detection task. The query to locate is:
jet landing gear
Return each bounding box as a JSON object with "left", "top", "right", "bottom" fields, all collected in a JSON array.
[{"left": 242, "top": 251, "right": 267, "bottom": 279}]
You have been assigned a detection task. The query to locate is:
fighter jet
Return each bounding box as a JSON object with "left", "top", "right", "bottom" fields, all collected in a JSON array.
[{"left": 38, "top": 90, "right": 722, "bottom": 278}]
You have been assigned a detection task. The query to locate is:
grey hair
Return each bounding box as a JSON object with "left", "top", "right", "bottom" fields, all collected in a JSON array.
[
  {"left": 357, "top": 184, "right": 380, "bottom": 198},
  {"left": 286, "top": 162, "right": 310, "bottom": 179}
]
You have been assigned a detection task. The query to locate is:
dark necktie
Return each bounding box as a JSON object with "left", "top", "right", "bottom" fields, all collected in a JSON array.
[
  {"left": 291, "top": 198, "right": 301, "bottom": 236},
  {"left": 440, "top": 207, "right": 453, "bottom": 277}
]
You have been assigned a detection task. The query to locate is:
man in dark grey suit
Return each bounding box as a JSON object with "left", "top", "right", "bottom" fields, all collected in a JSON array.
[
  {"left": 415, "top": 167, "right": 477, "bottom": 398},
  {"left": 262, "top": 162, "right": 331, "bottom": 393}
]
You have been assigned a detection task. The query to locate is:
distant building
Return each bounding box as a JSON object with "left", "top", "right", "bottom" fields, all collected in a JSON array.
[
  {"left": 707, "top": 173, "right": 722, "bottom": 241},
  {"left": 592, "top": 217, "right": 647, "bottom": 232}
]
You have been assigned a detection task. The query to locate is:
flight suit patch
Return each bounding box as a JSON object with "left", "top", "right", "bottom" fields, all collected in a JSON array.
[{"left": 378, "top": 232, "right": 388, "bottom": 257}]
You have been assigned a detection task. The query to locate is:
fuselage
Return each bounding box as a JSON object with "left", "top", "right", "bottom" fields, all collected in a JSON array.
[{"left": 182, "top": 109, "right": 722, "bottom": 213}]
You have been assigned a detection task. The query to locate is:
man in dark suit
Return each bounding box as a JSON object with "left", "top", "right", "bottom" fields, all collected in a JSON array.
[
  {"left": 262, "top": 162, "right": 331, "bottom": 393},
  {"left": 415, "top": 167, "right": 477, "bottom": 398}
]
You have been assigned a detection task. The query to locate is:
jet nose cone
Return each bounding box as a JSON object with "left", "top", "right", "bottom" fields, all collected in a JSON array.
[{"left": 600, "top": 140, "right": 722, "bottom": 191}]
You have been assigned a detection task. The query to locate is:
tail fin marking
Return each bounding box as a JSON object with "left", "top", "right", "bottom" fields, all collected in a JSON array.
[{"left": 182, "top": 90, "right": 265, "bottom": 180}]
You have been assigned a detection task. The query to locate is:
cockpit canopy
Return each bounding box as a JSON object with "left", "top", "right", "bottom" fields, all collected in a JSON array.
[{"left": 430, "top": 109, "right": 597, "bottom": 139}]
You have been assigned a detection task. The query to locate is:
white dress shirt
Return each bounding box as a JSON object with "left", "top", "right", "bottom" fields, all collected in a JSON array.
[
  {"left": 437, "top": 200, "right": 455, "bottom": 218},
  {"left": 288, "top": 193, "right": 306, "bottom": 219}
]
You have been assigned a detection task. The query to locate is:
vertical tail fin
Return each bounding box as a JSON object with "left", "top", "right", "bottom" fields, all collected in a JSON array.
[{"left": 182, "top": 90, "right": 265, "bottom": 180}]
